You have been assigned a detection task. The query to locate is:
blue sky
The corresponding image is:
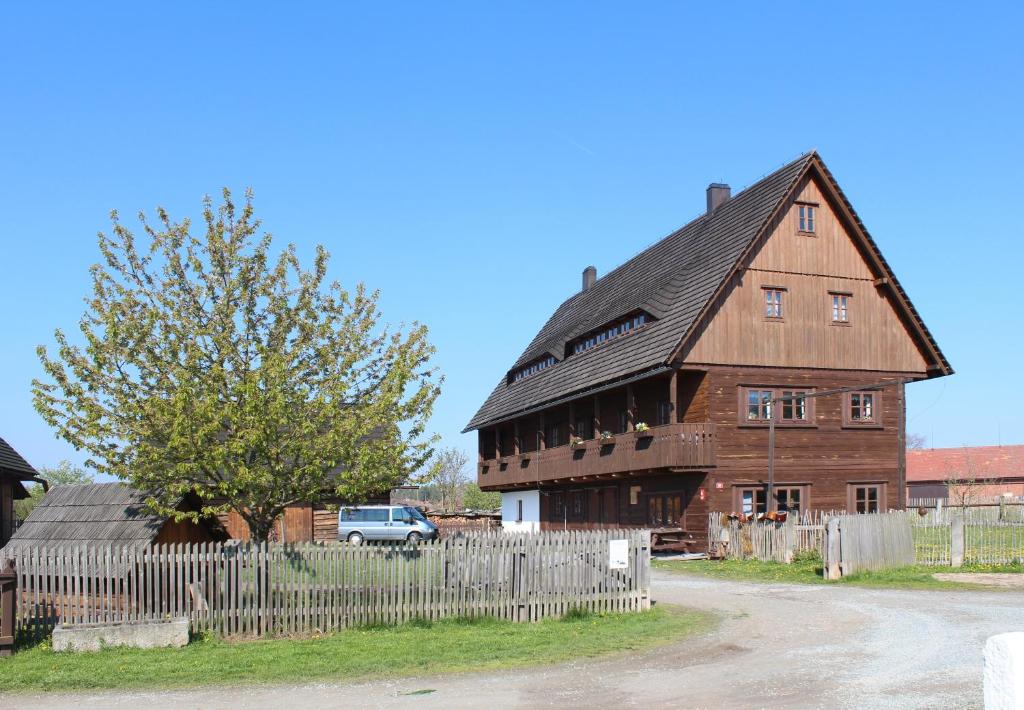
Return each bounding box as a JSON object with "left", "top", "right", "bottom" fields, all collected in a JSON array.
[{"left": 1, "top": 2, "right": 1022, "bottom": 475}]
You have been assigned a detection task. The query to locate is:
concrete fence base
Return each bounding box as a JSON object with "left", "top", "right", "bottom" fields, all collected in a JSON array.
[
  {"left": 53, "top": 617, "right": 190, "bottom": 652},
  {"left": 985, "top": 633, "right": 1024, "bottom": 709}
]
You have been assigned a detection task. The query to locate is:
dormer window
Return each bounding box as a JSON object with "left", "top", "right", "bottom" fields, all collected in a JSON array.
[
  {"left": 569, "top": 312, "right": 650, "bottom": 356},
  {"left": 511, "top": 355, "right": 557, "bottom": 383},
  {"left": 797, "top": 203, "right": 816, "bottom": 234}
]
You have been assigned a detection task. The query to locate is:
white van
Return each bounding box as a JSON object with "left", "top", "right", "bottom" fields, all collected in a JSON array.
[{"left": 338, "top": 505, "right": 439, "bottom": 544}]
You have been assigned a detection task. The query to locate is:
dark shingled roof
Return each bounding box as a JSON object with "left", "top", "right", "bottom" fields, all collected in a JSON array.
[
  {"left": 0, "top": 435, "right": 39, "bottom": 479},
  {"left": 5, "top": 482, "right": 169, "bottom": 551},
  {"left": 465, "top": 152, "right": 814, "bottom": 431},
  {"left": 465, "top": 151, "right": 952, "bottom": 432}
]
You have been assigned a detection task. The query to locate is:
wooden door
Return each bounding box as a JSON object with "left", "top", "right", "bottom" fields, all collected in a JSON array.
[{"left": 647, "top": 492, "right": 686, "bottom": 528}]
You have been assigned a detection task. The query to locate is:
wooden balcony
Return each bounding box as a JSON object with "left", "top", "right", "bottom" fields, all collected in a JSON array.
[{"left": 477, "top": 422, "right": 715, "bottom": 489}]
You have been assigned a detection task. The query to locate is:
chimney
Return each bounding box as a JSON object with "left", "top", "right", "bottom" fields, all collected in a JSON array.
[
  {"left": 582, "top": 265, "right": 597, "bottom": 292},
  {"left": 706, "top": 182, "right": 731, "bottom": 213}
]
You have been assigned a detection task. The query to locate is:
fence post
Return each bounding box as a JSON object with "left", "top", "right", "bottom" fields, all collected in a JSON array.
[
  {"left": 951, "top": 512, "right": 965, "bottom": 568},
  {"left": 0, "top": 559, "right": 15, "bottom": 656},
  {"left": 825, "top": 518, "right": 841, "bottom": 580}
]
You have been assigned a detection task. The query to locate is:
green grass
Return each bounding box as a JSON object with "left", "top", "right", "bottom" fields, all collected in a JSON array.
[
  {"left": 654, "top": 555, "right": 1024, "bottom": 591},
  {"left": 0, "top": 606, "right": 713, "bottom": 693}
]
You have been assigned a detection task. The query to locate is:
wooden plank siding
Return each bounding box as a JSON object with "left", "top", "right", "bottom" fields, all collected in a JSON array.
[
  {"left": 700, "top": 365, "right": 906, "bottom": 514},
  {"left": 682, "top": 175, "right": 931, "bottom": 374}
]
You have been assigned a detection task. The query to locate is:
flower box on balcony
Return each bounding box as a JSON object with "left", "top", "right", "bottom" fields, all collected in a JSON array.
[
  {"left": 599, "top": 432, "right": 616, "bottom": 445},
  {"left": 632, "top": 429, "right": 654, "bottom": 440},
  {"left": 569, "top": 437, "right": 586, "bottom": 450}
]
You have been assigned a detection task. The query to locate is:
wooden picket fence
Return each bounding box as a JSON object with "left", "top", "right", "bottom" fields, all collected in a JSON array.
[
  {"left": 3, "top": 529, "right": 650, "bottom": 639},
  {"left": 708, "top": 513, "right": 826, "bottom": 562}
]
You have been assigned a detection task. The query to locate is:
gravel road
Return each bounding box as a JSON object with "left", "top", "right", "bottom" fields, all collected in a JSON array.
[{"left": 7, "top": 570, "right": 1023, "bottom": 709}]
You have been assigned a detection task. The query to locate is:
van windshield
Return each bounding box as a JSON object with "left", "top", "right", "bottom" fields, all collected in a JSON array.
[{"left": 404, "top": 506, "right": 427, "bottom": 521}]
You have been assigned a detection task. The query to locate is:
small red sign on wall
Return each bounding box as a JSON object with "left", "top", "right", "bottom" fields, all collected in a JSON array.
[
  {"left": 699, "top": 487, "right": 707, "bottom": 501},
  {"left": 715, "top": 481, "right": 724, "bottom": 490}
]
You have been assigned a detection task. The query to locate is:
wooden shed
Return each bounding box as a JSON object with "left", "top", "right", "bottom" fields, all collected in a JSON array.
[
  {"left": 0, "top": 436, "right": 45, "bottom": 548},
  {"left": 3, "top": 482, "right": 225, "bottom": 552}
]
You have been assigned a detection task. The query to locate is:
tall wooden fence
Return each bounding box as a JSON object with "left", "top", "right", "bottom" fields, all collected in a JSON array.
[
  {"left": 824, "top": 513, "right": 915, "bottom": 578},
  {"left": 3, "top": 529, "right": 650, "bottom": 639}
]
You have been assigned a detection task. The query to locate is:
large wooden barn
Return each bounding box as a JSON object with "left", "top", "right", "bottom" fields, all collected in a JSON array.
[{"left": 465, "top": 151, "right": 951, "bottom": 544}]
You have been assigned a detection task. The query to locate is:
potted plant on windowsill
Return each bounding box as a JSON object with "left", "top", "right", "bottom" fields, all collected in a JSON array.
[
  {"left": 599, "top": 430, "right": 616, "bottom": 445},
  {"left": 569, "top": 436, "right": 586, "bottom": 450},
  {"left": 633, "top": 422, "right": 653, "bottom": 439}
]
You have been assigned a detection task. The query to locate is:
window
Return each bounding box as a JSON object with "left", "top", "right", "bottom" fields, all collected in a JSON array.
[
  {"left": 546, "top": 422, "right": 563, "bottom": 448},
  {"left": 844, "top": 391, "right": 880, "bottom": 426},
  {"left": 618, "top": 410, "right": 629, "bottom": 434},
  {"left": 831, "top": 292, "right": 850, "bottom": 323},
  {"left": 780, "top": 390, "right": 809, "bottom": 422},
  {"left": 850, "top": 484, "right": 884, "bottom": 513},
  {"left": 798, "top": 203, "right": 816, "bottom": 233},
  {"left": 516, "top": 499, "right": 523, "bottom": 523},
  {"left": 570, "top": 312, "right": 650, "bottom": 356},
  {"left": 575, "top": 417, "right": 593, "bottom": 440},
  {"left": 742, "top": 387, "right": 814, "bottom": 425},
  {"left": 657, "top": 401, "right": 672, "bottom": 426},
  {"left": 511, "top": 355, "right": 557, "bottom": 383},
  {"left": 775, "top": 487, "right": 804, "bottom": 513},
  {"left": 736, "top": 486, "right": 805, "bottom": 515},
  {"left": 737, "top": 487, "right": 767, "bottom": 517},
  {"left": 746, "top": 389, "right": 773, "bottom": 421},
  {"left": 763, "top": 288, "right": 784, "bottom": 319},
  {"left": 552, "top": 492, "right": 566, "bottom": 520}
]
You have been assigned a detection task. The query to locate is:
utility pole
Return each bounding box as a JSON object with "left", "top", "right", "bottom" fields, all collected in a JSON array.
[{"left": 766, "top": 378, "right": 910, "bottom": 512}]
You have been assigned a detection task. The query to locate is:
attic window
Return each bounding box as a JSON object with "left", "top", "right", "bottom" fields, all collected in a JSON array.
[
  {"left": 797, "top": 203, "right": 816, "bottom": 233},
  {"left": 511, "top": 355, "right": 557, "bottom": 383},
  {"left": 570, "top": 312, "right": 649, "bottom": 356}
]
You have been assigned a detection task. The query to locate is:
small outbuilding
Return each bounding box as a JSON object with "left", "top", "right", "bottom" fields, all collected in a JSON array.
[
  {"left": 0, "top": 436, "right": 46, "bottom": 548},
  {"left": 4, "top": 482, "right": 225, "bottom": 552}
]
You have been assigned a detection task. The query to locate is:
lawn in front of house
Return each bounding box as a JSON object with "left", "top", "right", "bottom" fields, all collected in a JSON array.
[
  {"left": 654, "top": 554, "right": 1024, "bottom": 591},
  {"left": 0, "top": 605, "right": 713, "bottom": 693}
]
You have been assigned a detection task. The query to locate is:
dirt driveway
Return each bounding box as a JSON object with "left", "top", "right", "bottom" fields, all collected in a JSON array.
[{"left": 8, "top": 570, "right": 1024, "bottom": 709}]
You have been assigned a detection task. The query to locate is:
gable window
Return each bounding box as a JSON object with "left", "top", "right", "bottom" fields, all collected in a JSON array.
[
  {"left": 831, "top": 292, "right": 850, "bottom": 324},
  {"left": 849, "top": 484, "right": 885, "bottom": 513},
  {"left": 844, "top": 391, "right": 880, "bottom": 427},
  {"left": 656, "top": 400, "right": 672, "bottom": 426},
  {"left": 511, "top": 355, "right": 557, "bottom": 383},
  {"left": 741, "top": 387, "right": 815, "bottom": 426},
  {"left": 763, "top": 287, "right": 784, "bottom": 319},
  {"left": 798, "top": 203, "right": 816, "bottom": 233}
]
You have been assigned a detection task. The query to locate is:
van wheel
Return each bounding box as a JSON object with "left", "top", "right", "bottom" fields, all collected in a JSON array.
[
  {"left": 407, "top": 531, "right": 423, "bottom": 543},
  {"left": 347, "top": 532, "right": 364, "bottom": 545}
]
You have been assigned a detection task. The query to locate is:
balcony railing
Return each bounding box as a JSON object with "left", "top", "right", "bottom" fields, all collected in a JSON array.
[{"left": 478, "top": 422, "right": 715, "bottom": 488}]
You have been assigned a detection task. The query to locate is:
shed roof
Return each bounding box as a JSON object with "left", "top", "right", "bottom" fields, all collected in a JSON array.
[
  {"left": 907, "top": 445, "right": 1024, "bottom": 483},
  {"left": 5, "top": 482, "right": 174, "bottom": 551}
]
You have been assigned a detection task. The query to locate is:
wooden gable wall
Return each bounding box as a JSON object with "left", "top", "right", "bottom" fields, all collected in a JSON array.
[{"left": 682, "top": 173, "right": 930, "bottom": 374}]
